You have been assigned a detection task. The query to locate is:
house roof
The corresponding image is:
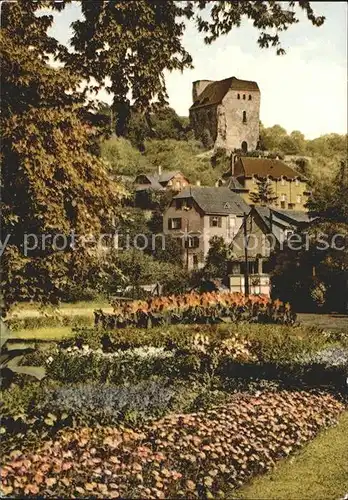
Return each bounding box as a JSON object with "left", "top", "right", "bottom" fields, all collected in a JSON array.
[
  {"left": 173, "top": 187, "right": 250, "bottom": 215},
  {"left": 190, "top": 77, "right": 259, "bottom": 109},
  {"left": 134, "top": 171, "right": 185, "bottom": 191},
  {"left": 236, "top": 157, "right": 304, "bottom": 180},
  {"left": 226, "top": 176, "right": 248, "bottom": 191},
  {"left": 254, "top": 206, "right": 313, "bottom": 232},
  {"left": 158, "top": 171, "right": 181, "bottom": 184}
]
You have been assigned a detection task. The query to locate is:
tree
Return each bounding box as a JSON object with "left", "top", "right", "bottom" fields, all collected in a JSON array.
[
  {"left": 270, "top": 221, "right": 348, "bottom": 313},
  {"left": 59, "top": 1, "right": 324, "bottom": 134},
  {"left": 306, "top": 161, "right": 348, "bottom": 223},
  {"left": 259, "top": 124, "right": 288, "bottom": 152},
  {"left": 280, "top": 130, "right": 306, "bottom": 155},
  {"left": 0, "top": 1, "right": 125, "bottom": 310},
  {"left": 249, "top": 178, "right": 278, "bottom": 206},
  {"left": 204, "top": 236, "right": 232, "bottom": 279},
  {"left": 101, "top": 136, "right": 151, "bottom": 177}
]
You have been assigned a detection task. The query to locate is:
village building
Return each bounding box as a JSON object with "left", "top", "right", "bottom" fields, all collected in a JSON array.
[
  {"left": 189, "top": 76, "right": 260, "bottom": 152},
  {"left": 219, "top": 156, "right": 311, "bottom": 211},
  {"left": 228, "top": 206, "right": 314, "bottom": 296},
  {"left": 134, "top": 167, "right": 190, "bottom": 193},
  {"left": 163, "top": 187, "right": 250, "bottom": 270},
  {"left": 134, "top": 167, "right": 191, "bottom": 209}
]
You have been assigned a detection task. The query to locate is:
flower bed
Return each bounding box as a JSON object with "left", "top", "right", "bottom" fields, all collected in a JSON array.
[
  {"left": 94, "top": 292, "right": 296, "bottom": 329},
  {"left": 1, "top": 391, "right": 344, "bottom": 498},
  {"left": 32, "top": 323, "right": 345, "bottom": 389}
]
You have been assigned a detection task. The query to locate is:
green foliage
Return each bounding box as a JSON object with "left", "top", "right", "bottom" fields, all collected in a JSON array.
[
  {"left": 101, "top": 136, "right": 151, "bottom": 177},
  {"left": 307, "top": 162, "right": 348, "bottom": 222},
  {"left": 102, "top": 249, "right": 187, "bottom": 297},
  {"left": 204, "top": 236, "right": 233, "bottom": 279},
  {"left": 0, "top": 2, "right": 125, "bottom": 311},
  {"left": 270, "top": 221, "right": 348, "bottom": 313},
  {"left": 249, "top": 178, "right": 278, "bottom": 206},
  {"left": 143, "top": 138, "right": 217, "bottom": 185}
]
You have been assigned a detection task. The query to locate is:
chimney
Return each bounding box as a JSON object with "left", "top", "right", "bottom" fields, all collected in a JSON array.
[
  {"left": 231, "top": 154, "right": 237, "bottom": 176},
  {"left": 196, "top": 180, "right": 201, "bottom": 186},
  {"left": 158, "top": 165, "right": 162, "bottom": 176}
]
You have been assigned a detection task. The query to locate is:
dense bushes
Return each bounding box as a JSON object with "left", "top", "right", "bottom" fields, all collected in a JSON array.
[
  {"left": 23, "top": 322, "right": 346, "bottom": 389},
  {"left": 1, "top": 391, "right": 344, "bottom": 498},
  {"left": 94, "top": 292, "right": 297, "bottom": 329}
]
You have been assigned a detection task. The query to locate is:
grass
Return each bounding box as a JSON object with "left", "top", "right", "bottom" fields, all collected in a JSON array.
[
  {"left": 236, "top": 411, "right": 348, "bottom": 499},
  {"left": 11, "top": 326, "right": 74, "bottom": 341},
  {"left": 8, "top": 300, "right": 111, "bottom": 319}
]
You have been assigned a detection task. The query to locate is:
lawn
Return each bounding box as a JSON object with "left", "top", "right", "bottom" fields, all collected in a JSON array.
[
  {"left": 12, "top": 326, "right": 74, "bottom": 341},
  {"left": 237, "top": 411, "right": 348, "bottom": 500}
]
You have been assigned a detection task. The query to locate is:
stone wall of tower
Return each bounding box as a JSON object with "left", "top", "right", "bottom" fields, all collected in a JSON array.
[{"left": 220, "top": 89, "right": 260, "bottom": 152}]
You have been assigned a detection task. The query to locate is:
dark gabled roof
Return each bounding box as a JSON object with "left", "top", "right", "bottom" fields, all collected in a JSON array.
[
  {"left": 173, "top": 187, "right": 250, "bottom": 215},
  {"left": 190, "top": 77, "right": 259, "bottom": 109},
  {"left": 254, "top": 206, "right": 313, "bottom": 230},
  {"left": 134, "top": 170, "right": 186, "bottom": 191},
  {"left": 226, "top": 176, "right": 248, "bottom": 191},
  {"left": 237, "top": 157, "right": 305, "bottom": 180},
  {"left": 158, "top": 171, "right": 181, "bottom": 184},
  {"left": 134, "top": 174, "right": 165, "bottom": 191}
]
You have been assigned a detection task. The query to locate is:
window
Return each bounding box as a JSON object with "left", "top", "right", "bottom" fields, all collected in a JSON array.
[
  {"left": 297, "top": 195, "right": 302, "bottom": 204},
  {"left": 168, "top": 218, "right": 182, "bottom": 230},
  {"left": 280, "top": 194, "right": 287, "bottom": 209},
  {"left": 210, "top": 216, "right": 222, "bottom": 228},
  {"left": 248, "top": 94, "right": 252, "bottom": 100},
  {"left": 175, "top": 199, "right": 182, "bottom": 210},
  {"left": 237, "top": 93, "right": 240, "bottom": 99},
  {"left": 243, "top": 111, "right": 247, "bottom": 123},
  {"left": 243, "top": 94, "right": 246, "bottom": 100},
  {"left": 185, "top": 236, "right": 200, "bottom": 249},
  {"left": 241, "top": 141, "right": 248, "bottom": 153}
]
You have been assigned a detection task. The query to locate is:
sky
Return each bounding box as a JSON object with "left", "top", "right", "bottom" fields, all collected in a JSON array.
[{"left": 48, "top": 1, "right": 347, "bottom": 140}]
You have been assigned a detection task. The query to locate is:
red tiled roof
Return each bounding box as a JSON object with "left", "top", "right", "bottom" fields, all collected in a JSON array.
[{"left": 236, "top": 157, "right": 305, "bottom": 180}]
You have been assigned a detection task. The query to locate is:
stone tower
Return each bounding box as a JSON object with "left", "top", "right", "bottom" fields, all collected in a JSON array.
[{"left": 189, "top": 77, "right": 260, "bottom": 153}]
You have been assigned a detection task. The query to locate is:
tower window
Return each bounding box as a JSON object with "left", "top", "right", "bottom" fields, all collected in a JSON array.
[
  {"left": 249, "top": 94, "right": 252, "bottom": 100},
  {"left": 243, "top": 94, "right": 246, "bottom": 100},
  {"left": 237, "top": 93, "right": 240, "bottom": 99},
  {"left": 243, "top": 111, "right": 247, "bottom": 123}
]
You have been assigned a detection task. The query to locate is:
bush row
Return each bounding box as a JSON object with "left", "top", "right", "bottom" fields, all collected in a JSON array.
[
  {"left": 61, "top": 323, "right": 329, "bottom": 354},
  {"left": 27, "top": 325, "right": 348, "bottom": 389},
  {"left": 1, "top": 391, "right": 345, "bottom": 498}
]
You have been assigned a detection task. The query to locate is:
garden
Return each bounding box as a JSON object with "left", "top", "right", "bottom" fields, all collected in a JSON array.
[{"left": 1, "top": 292, "right": 348, "bottom": 498}]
